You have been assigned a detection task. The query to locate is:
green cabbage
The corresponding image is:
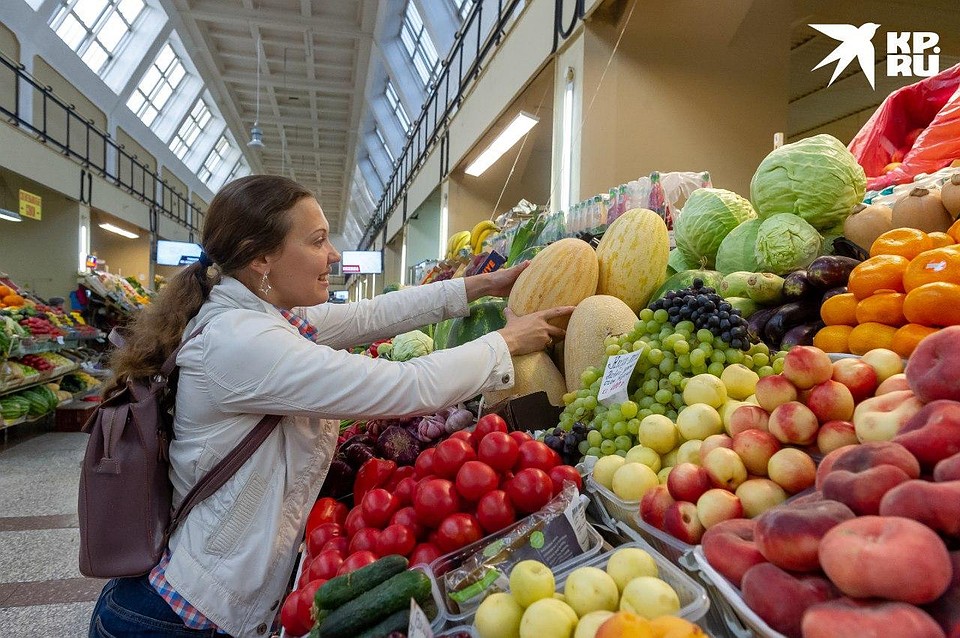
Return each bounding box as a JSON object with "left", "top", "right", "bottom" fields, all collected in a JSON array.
[
  {"left": 715, "top": 219, "right": 762, "bottom": 274},
  {"left": 755, "top": 214, "right": 823, "bottom": 275},
  {"left": 675, "top": 188, "right": 757, "bottom": 269},
  {"left": 389, "top": 330, "right": 434, "bottom": 361},
  {"left": 750, "top": 134, "right": 866, "bottom": 232}
]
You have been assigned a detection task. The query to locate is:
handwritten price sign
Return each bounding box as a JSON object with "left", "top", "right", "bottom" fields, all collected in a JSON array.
[{"left": 597, "top": 350, "right": 642, "bottom": 407}]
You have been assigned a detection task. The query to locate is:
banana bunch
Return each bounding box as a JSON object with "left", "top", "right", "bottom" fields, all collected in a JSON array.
[
  {"left": 445, "top": 231, "right": 472, "bottom": 259},
  {"left": 470, "top": 220, "right": 500, "bottom": 255}
]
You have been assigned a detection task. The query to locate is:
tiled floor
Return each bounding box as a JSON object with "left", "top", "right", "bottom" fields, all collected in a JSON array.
[{"left": 0, "top": 426, "right": 105, "bottom": 635}]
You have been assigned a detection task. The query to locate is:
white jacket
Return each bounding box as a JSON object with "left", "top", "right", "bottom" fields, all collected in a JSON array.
[{"left": 163, "top": 276, "right": 513, "bottom": 637}]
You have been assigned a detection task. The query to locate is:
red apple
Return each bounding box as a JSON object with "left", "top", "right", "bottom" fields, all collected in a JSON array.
[
  {"left": 662, "top": 500, "right": 705, "bottom": 544},
  {"left": 666, "top": 463, "right": 712, "bottom": 503}
]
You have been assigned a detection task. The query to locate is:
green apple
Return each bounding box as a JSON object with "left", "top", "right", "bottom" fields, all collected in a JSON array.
[
  {"left": 519, "top": 598, "right": 578, "bottom": 638},
  {"left": 592, "top": 455, "right": 625, "bottom": 490},
  {"left": 624, "top": 445, "right": 662, "bottom": 472},
  {"left": 611, "top": 462, "right": 659, "bottom": 501},
  {"left": 605, "top": 547, "right": 659, "bottom": 593},
  {"left": 510, "top": 560, "right": 556, "bottom": 609},
  {"left": 721, "top": 364, "right": 760, "bottom": 400},
  {"left": 719, "top": 399, "right": 746, "bottom": 435},
  {"left": 676, "top": 440, "right": 703, "bottom": 465},
  {"left": 637, "top": 415, "right": 679, "bottom": 454},
  {"left": 475, "top": 592, "right": 524, "bottom": 638},
  {"left": 564, "top": 566, "right": 620, "bottom": 616},
  {"left": 676, "top": 404, "right": 723, "bottom": 441},
  {"left": 682, "top": 373, "right": 728, "bottom": 408},
  {"left": 573, "top": 610, "right": 615, "bottom": 638},
  {"left": 619, "top": 576, "right": 681, "bottom": 619},
  {"left": 657, "top": 466, "right": 673, "bottom": 484}
]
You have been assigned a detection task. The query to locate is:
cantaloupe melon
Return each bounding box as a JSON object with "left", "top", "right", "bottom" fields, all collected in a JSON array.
[
  {"left": 595, "top": 208, "right": 670, "bottom": 312},
  {"left": 483, "top": 351, "right": 567, "bottom": 407},
  {"left": 508, "top": 237, "right": 599, "bottom": 329},
  {"left": 562, "top": 295, "right": 638, "bottom": 392}
]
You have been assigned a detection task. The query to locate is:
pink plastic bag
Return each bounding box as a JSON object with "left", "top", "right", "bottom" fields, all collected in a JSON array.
[{"left": 848, "top": 63, "right": 960, "bottom": 190}]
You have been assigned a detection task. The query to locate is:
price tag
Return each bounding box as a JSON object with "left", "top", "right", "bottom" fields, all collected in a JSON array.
[
  {"left": 479, "top": 250, "right": 506, "bottom": 273},
  {"left": 597, "top": 350, "right": 642, "bottom": 407},
  {"left": 56, "top": 336, "right": 64, "bottom": 345},
  {"left": 407, "top": 597, "right": 434, "bottom": 638}
]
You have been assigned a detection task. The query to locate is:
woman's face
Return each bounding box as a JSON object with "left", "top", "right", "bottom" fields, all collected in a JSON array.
[{"left": 265, "top": 196, "right": 341, "bottom": 308}]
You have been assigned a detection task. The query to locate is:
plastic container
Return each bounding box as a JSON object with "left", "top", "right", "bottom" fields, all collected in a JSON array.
[
  {"left": 584, "top": 474, "right": 643, "bottom": 531},
  {"left": 618, "top": 512, "right": 694, "bottom": 567},
  {"left": 436, "top": 625, "right": 479, "bottom": 638}
]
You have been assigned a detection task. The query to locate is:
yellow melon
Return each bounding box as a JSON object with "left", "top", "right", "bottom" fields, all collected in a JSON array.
[
  {"left": 563, "top": 295, "right": 638, "bottom": 392},
  {"left": 595, "top": 208, "right": 670, "bottom": 311},
  {"left": 483, "top": 351, "right": 567, "bottom": 407},
  {"left": 508, "top": 237, "right": 599, "bottom": 329}
]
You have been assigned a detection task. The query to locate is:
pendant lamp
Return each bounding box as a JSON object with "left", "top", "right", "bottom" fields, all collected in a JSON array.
[{"left": 248, "top": 36, "right": 265, "bottom": 148}]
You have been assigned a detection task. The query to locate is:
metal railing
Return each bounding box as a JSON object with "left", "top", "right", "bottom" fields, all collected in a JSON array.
[{"left": 0, "top": 52, "right": 203, "bottom": 236}]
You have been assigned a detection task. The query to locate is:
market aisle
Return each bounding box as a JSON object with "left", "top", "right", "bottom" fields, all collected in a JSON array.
[{"left": 0, "top": 430, "right": 104, "bottom": 634}]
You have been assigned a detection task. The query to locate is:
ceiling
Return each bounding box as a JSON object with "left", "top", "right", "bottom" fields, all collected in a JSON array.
[{"left": 161, "top": 0, "right": 379, "bottom": 236}]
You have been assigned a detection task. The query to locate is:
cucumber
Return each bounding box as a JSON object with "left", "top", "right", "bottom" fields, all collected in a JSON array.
[
  {"left": 315, "top": 554, "right": 408, "bottom": 610},
  {"left": 317, "top": 569, "right": 432, "bottom": 638},
  {"left": 356, "top": 609, "right": 410, "bottom": 638}
]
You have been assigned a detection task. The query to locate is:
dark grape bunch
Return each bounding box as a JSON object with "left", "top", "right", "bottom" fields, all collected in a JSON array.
[
  {"left": 545, "top": 422, "right": 588, "bottom": 464},
  {"left": 648, "top": 278, "right": 751, "bottom": 351}
]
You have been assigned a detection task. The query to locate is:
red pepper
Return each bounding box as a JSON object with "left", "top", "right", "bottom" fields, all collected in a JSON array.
[
  {"left": 368, "top": 339, "right": 391, "bottom": 358},
  {"left": 353, "top": 458, "right": 396, "bottom": 503},
  {"left": 382, "top": 465, "right": 416, "bottom": 491}
]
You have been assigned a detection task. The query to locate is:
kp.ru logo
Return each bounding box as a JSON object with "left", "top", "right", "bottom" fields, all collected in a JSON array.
[{"left": 810, "top": 23, "right": 941, "bottom": 89}]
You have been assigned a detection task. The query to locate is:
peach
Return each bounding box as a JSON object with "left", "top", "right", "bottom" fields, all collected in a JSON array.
[
  {"left": 755, "top": 375, "right": 798, "bottom": 412},
  {"left": 925, "top": 550, "right": 960, "bottom": 638},
  {"left": 741, "top": 563, "right": 835, "bottom": 638},
  {"left": 861, "top": 347, "right": 905, "bottom": 383},
  {"left": 904, "top": 325, "right": 960, "bottom": 402},
  {"left": 701, "top": 518, "right": 767, "bottom": 588},
  {"left": 696, "top": 488, "right": 743, "bottom": 529},
  {"left": 767, "top": 401, "right": 819, "bottom": 445},
  {"left": 816, "top": 440, "right": 921, "bottom": 488},
  {"left": 815, "top": 444, "right": 857, "bottom": 489},
  {"left": 595, "top": 611, "right": 653, "bottom": 638},
  {"left": 767, "top": 448, "right": 816, "bottom": 494},
  {"left": 802, "top": 598, "right": 946, "bottom": 638},
  {"left": 702, "top": 447, "right": 747, "bottom": 490},
  {"left": 699, "top": 434, "right": 733, "bottom": 462},
  {"left": 727, "top": 404, "right": 770, "bottom": 436},
  {"left": 831, "top": 357, "right": 879, "bottom": 402},
  {"left": 853, "top": 389, "right": 924, "bottom": 442},
  {"left": 666, "top": 463, "right": 711, "bottom": 503},
  {"left": 818, "top": 516, "right": 953, "bottom": 604},
  {"left": 787, "top": 489, "right": 825, "bottom": 506},
  {"left": 821, "top": 464, "right": 913, "bottom": 515},
  {"left": 732, "top": 429, "right": 781, "bottom": 476},
  {"left": 876, "top": 372, "right": 910, "bottom": 395},
  {"left": 816, "top": 420, "right": 859, "bottom": 454},
  {"left": 879, "top": 480, "right": 960, "bottom": 537},
  {"left": 782, "top": 346, "right": 833, "bottom": 390},
  {"left": 639, "top": 484, "right": 675, "bottom": 530},
  {"left": 662, "top": 500, "right": 705, "bottom": 544},
  {"left": 935, "top": 452, "right": 960, "bottom": 482},
  {"left": 754, "top": 499, "right": 855, "bottom": 572},
  {"left": 892, "top": 400, "right": 960, "bottom": 471},
  {"left": 735, "top": 478, "right": 787, "bottom": 518},
  {"left": 805, "top": 380, "right": 855, "bottom": 423}
]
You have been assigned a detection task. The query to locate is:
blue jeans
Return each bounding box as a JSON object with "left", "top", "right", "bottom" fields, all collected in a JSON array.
[{"left": 88, "top": 576, "right": 222, "bottom": 637}]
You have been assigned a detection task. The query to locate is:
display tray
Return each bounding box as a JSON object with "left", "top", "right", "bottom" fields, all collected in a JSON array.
[
  {"left": 435, "top": 624, "right": 478, "bottom": 637},
  {"left": 584, "top": 475, "right": 643, "bottom": 533}
]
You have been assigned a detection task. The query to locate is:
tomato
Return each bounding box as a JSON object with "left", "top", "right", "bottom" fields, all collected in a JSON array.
[
  {"left": 383, "top": 465, "right": 416, "bottom": 491},
  {"left": 415, "top": 447, "right": 437, "bottom": 478},
  {"left": 393, "top": 477, "right": 418, "bottom": 507},
  {"left": 548, "top": 465, "right": 583, "bottom": 496},
  {"left": 433, "top": 438, "right": 477, "bottom": 478},
  {"left": 498, "top": 470, "right": 515, "bottom": 490},
  {"left": 475, "top": 489, "right": 516, "bottom": 534},
  {"left": 377, "top": 524, "right": 416, "bottom": 557},
  {"left": 344, "top": 507, "right": 369, "bottom": 537},
  {"left": 303, "top": 550, "right": 343, "bottom": 582},
  {"left": 349, "top": 528, "right": 381, "bottom": 555},
  {"left": 338, "top": 550, "right": 377, "bottom": 575},
  {"left": 474, "top": 414, "right": 508, "bottom": 441},
  {"left": 321, "top": 537, "right": 349, "bottom": 556},
  {"left": 414, "top": 479, "right": 462, "bottom": 528},
  {"left": 305, "top": 522, "right": 343, "bottom": 556},
  {"left": 449, "top": 430, "right": 476, "bottom": 448},
  {"left": 515, "top": 440, "right": 558, "bottom": 472},
  {"left": 455, "top": 461, "right": 499, "bottom": 502},
  {"left": 409, "top": 542, "right": 442, "bottom": 567},
  {"left": 433, "top": 513, "right": 484, "bottom": 553},
  {"left": 390, "top": 506, "right": 425, "bottom": 540},
  {"left": 509, "top": 430, "right": 533, "bottom": 445},
  {"left": 506, "top": 468, "right": 553, "bottom": 514},
  {"left": 477, "top": 431, "right": 519, "bottom": 473},
  {"left": 294, "top": 579, "right": 325, "bottom": 631},
  {"left": 361, "top": 488, "right": 399, "bottom": 528},
  {"left": 280, "top": 590, "right": 310, "bottom": 636},
  {"left": 305, "top": 497, "right": 348, "bottom": 536}
]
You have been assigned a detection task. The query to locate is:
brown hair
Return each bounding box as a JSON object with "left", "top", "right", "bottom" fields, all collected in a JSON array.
[{"left": 105, "top": 175, "right": 314, "bottom": 392}]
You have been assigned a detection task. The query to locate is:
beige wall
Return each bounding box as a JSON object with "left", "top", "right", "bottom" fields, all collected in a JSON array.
[
  {"left": 116, "top": 126, "right": 157, "bottom": 175},
  {"left": 32, "top": 57, "right": 108, "bottom": 167},
  {"left": 383, "top": 233, "right": 402, "bottom": 286},
  {"left": 90, "top": 209, "right": 151, "bottom": 282},
  {"left": 0, "top": 24, "right": 18, "bottom": 121},
  {"left": 0, "top": 21, "right": 18, "bottom": 62},
  {"left": 407, "top": 192, "right": 441, "bottom": 268}
]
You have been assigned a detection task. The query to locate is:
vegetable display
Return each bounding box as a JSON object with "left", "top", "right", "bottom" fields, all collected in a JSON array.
[{"left": 674, "top": 188, "right": 757, "bottom": 269}]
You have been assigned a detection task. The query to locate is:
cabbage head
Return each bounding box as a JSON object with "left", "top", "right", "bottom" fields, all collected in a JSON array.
[
  {"left": 675, "top": 188, "right": 757, "bottom": 269},
  {"left": 715, "top": 218, "right": 762, "bottom": 274},
  {"left": 755, "top": 214, "right": 823, "bottom": 275},
  {"left": 750, "top": 134, "right": 866, "bottom": 232},
  {"left": 390, "top": 330, "right": 434, "bottom": 361}
]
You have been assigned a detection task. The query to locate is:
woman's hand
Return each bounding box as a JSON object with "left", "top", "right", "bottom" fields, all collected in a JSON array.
[
  {"left": 464, "top": 262, "right": 530, "bottom": 301},
  {"left": 497, "top": 306, "right": 574, "bottom": 356}
]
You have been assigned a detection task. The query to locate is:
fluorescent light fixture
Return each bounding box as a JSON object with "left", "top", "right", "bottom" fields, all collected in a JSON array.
[
  {"left": 99, "top": 222, "right": 140, "bottom": 239},
  {"left": 439, "top": 201, "right": 449, "bottom": 259},
  {"left": 400, "top": 229, "right": 407, "bottom": 286},
  {"left": 0, "top": 208, "right": 22, "bottom": 222},
  {"left": 560, "top": 71, "right": 575, "bottom": 213},
  {"left": 465, "top": 112, "right": 539, "bottom": 177}
]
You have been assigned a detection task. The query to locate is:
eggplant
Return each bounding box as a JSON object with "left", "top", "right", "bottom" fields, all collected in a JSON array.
[
  {"left": 821, "top": 286, "right": 848, "bottom": 304},
  {"left": 807, "top": 256, "right": 861, "bottom": 289},
  {"left": 377, "top": 425, "right": 422, "bottom": 466},
  {"left": 782, "top": 270, "right": 815, "bottom": 300},
  {"left": 763, "top": 302, "right": 822, "bottom": 348},
  {"left": 341, "top": 436, "right": 378, "bottom": 468},
  {"left": 746, "top": 306, "right": 779, "bottom": 344},
  {"left": 319, "top": 458, "right": 354, "bottom": 499},
  {"left": 780, "top": 321, "right": 825, "bottom": 350}
]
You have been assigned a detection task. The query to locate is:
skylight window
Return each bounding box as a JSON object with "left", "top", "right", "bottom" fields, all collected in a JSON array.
[
  {"left": 225, "top": 157, "right": 249, "bottom": 183},
  {"left": 126, "top": 43, "right": 187, "bottom": 128},
  {"left": 385, "top": 81, "right": 411, "bottom": 130},
  {"left": 50, "top": 0, "right": 145, "bottom": 75},
  {"left": 451, "top": 0, "right": 473, "bottom": 19},
  {"left": 375, "top": 127, "right": 394, "bottom": 162},
  {"left": 400, "top": 1, "right": 439, "bottom": 85},
  {"left": 169, "top": 99, "right": 213, "bottom": 160},
  {"left": 198, "top": 135, "right": 232, "bottom": 183}
]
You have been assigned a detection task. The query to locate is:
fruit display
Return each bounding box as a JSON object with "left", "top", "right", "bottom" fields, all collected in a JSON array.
[{"left": 79, "top": 270, "right": 153, "bottom": 311}]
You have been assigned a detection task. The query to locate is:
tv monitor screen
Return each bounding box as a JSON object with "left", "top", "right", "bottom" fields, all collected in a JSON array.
[
  {"left": 341, "top": 250, "right": 383, "bottom": 274},
  {"left": 332, "top": 290, "right": 349, "bottom": 301},
  {"left": 156, "top": 240, "right": 203, "bottom": 266}
]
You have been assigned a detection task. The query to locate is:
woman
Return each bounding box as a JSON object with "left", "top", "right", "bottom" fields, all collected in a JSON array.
[{"left": 88, "top": 175, "right": 570, "bottom": 637}]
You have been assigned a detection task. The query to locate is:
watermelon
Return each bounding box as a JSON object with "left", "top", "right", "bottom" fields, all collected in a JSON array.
[
  {"left": 649, "top": 270, "right": 725, "bottom": 304},
  {"left": 444, "top": 297, "right": 507, "bottom": 348},
  {"left": 432, "top": 318, "right": 455, "bottom": 350}
]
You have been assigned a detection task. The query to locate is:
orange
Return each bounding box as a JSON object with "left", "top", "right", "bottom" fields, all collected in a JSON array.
[
  {"left": 820, "top": 293, "right": 858, "bottom": 326},
  {"left": 903, "top": 246, "right": 960, "bottom": 291},
  {"left": 847, "top": 255, "right": 910, "bottom": 300},
  {"left": 855, "top": 291, "right": 906, "bottom": 326},
  {"left": 890, "top": 324, "right": 939, "bottom": 358},
  {"left": 949, "top": 218, "right": 960, "bottom": 243},
  {"left": 847, "top": 322, "right": 898, "bottom": 355},
  {"left": 903, "top": 281, "right": 960, "bottom": 327},
  {"left": 869, "top": 227, "right": 933, "bottom": 259},
  {"left": 813, "top": 325, "right": 854, "bottom": 353},
  {"left": 928, "top": 232, "right": 956, "bottom": 248}
]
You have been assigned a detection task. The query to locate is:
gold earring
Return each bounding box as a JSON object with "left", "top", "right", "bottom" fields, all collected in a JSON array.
[{"left": 259, "top": 271, "right": 272, "bottom": 295}]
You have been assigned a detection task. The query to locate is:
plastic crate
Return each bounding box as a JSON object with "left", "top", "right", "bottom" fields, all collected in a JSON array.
[
  {"left": 435, "top": 625, "right": 479, "bottom": 637},
  {"left": 617, "top": 512, "right": 694, "bottom": 567},
  {"left": 584, "top": 475, "right": 642, "bottom": 529}
]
